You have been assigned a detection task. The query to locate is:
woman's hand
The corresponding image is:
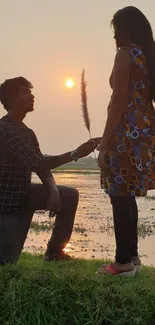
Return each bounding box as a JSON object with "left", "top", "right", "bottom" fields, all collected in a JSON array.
[{"left": 98, "top": 149, "right": 109, "bottom": 170}]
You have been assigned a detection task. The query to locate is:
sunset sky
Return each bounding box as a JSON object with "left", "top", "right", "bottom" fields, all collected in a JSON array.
[{"left": 0, "top": 0, "right": 154, "bottom": 154}]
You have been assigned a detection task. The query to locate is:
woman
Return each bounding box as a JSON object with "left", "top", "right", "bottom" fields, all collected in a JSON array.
[{"left": 98, "top": 6, "right": 155, "bottom": 276}]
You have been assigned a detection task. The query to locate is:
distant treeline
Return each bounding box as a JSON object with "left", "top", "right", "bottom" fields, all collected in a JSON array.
[{"left": 55, "top": 156, "right": 99, "bottom": 170}]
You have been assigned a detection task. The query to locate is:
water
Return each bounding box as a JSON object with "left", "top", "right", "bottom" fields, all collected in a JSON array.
[{"left": 24, "top": 172, "right": 155, "bottom": 266}]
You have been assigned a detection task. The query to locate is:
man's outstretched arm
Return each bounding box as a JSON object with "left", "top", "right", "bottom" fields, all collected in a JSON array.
[{"left": 0, "top": 125, "right": 100, "bottom": 172}]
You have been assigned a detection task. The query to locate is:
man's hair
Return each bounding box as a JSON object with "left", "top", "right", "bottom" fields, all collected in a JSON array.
[{"left": 0, "top": 77, "right": 33, "bottom": 111}]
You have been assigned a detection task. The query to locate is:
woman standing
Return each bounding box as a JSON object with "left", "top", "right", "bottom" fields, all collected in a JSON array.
[{"left": 98, "top": 6, "right": 155, "bottom": 276}]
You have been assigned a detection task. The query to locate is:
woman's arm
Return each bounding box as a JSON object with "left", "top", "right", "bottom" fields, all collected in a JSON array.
[{"left": 99, "top": 49, "right": 131, "bottom": 150}]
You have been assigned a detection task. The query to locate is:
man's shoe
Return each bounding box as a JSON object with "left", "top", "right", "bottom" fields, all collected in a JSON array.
[{"left": 44, "top": 250, "right": 72, "bottom": 261}]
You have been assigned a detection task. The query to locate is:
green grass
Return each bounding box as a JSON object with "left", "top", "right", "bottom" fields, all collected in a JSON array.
[
  {"left": 145, "top": 196, "right": 155, "bottom": 200},
  {"left": 138, "top": 222, "right": 154, "bottom": 238},
  {"left": 30, "top": 221, "right": 53, "bottom": 233},
  {"left": 74, "top": 226, "right": 87, "bottom": 233},
  {"left": 30, "top": 219, "right": 155, "bottom": 237},
  {"left": 1, "top": 253, "right": 155, "bottom": 325},
  {"left": 99, "top": 217, "right": 155, "bottom": 238}
]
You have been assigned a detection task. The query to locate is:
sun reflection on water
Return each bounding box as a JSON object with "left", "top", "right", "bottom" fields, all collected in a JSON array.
[{"left": 63, "top": 243, "right": 71, "bottom": 253}]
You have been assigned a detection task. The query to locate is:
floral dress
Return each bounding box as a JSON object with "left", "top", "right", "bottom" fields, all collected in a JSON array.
[{"left": 101, "top": 44, "right": 155, "bottom": 197}]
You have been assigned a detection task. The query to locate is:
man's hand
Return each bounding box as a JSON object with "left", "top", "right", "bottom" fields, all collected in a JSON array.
[
  {"left": 46, "top": 188, "right": 61, "bottom": 217},
  {"left": 76, "top": 137, "right": 101, "bottom": 158},
  {"left": 98, "top": 149, "right": 109, "bottom": 170}
]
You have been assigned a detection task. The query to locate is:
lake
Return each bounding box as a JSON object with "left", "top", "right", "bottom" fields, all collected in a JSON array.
[{"left": 24, "top": 171, "right": 155, "bottom": 266}]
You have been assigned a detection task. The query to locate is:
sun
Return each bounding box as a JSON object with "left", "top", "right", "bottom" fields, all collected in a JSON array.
[{"left": 65, "top": 78, "right": 75, "bottom": 88}]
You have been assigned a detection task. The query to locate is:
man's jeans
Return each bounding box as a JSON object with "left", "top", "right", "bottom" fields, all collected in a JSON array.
[{"left": 0, "top": 184, "right": 79, "bottom": 264}]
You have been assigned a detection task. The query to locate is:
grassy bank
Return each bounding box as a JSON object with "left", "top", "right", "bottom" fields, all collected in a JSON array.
[
  {"left": 51, "top": 156, "right": 99, "bottom": 172},
  {"left": 1, "top": 254, "right": 155, "bottom": 325},
  {"left": 52, "top": 169, "right": 99, "bottom": 174}
]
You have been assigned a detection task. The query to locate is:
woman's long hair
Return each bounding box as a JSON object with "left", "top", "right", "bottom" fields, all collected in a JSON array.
[{"left": 111, "top": 6, "right": 155, "bottom": 101}]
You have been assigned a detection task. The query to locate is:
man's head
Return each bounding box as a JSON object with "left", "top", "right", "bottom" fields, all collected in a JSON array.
[{"left": 0, "top": 77, "right": 34, "bottom": 114}]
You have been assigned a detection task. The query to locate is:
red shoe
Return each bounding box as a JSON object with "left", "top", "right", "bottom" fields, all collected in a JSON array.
[{"left": 96, "top": 263, "right": 136, "bottom": 277}]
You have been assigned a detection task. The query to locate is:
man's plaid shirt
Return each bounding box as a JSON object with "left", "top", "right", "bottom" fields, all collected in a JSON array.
[{"left": 0, "top": 114, "right": 53, "bottom": 216}]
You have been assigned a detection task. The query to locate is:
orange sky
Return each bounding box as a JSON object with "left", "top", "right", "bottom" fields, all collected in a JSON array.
[{"left": 0, "top": 0, "right": 154, "bottom": 154}]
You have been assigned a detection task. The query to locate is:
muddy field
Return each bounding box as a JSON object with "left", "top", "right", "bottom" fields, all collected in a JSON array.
[{"left": 24, "top": 172, "right": 155, "bottom": 266}]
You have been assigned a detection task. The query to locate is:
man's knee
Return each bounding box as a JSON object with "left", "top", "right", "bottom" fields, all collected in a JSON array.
[
  {"left": 65, "top": 186, "right": 79, "bottom": 201},
  {"left": 69, "top": 187, "right": 79, "bottom": 202},
  {"left": 58, "top": 186, "right": 79, "bottom": 204}
]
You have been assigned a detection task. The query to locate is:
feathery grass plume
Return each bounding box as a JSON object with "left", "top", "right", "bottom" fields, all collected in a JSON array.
[
  {"left": 81, "top": 70, "right": 96, "bottom": 158},
  {"left": 81, "top": 70, "right": 91, "bottom": 138}
]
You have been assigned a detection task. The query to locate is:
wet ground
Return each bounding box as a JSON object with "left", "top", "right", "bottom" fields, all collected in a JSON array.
[{"left": 24, "top": 172, "right": 155, "bottom": 266}]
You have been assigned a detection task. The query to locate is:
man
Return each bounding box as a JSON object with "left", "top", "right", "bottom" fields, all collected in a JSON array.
[{"left": 0, "top": 77, "right": 100, "bottom": 264}]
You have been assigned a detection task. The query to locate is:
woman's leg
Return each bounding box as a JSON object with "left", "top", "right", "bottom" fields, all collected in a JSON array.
[
  {"left": 110, "top": 195, "right": 133, "bottom": 264},
  {"left": 97, "top": 195, "right": 136, "bottom": 275},
  {"left": 131, "top": 197, "right": 138, "bottom": 257},
  {"left": 130, "top": 197, "right": 142, "bottom": 269}
]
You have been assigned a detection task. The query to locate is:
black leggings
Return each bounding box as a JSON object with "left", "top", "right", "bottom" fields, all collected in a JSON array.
[{"left": 110, "top": 196, "right": 138, "bottom": 264}]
